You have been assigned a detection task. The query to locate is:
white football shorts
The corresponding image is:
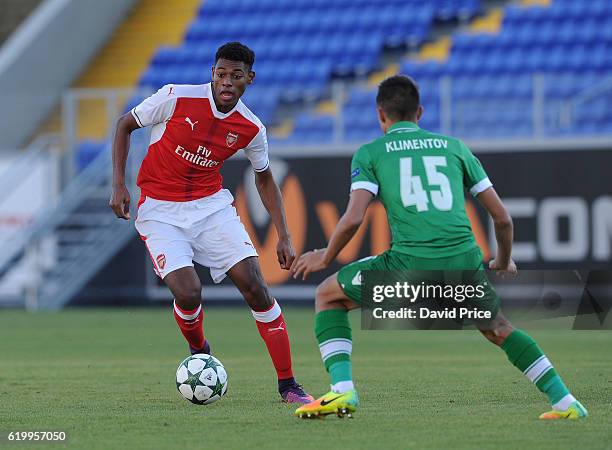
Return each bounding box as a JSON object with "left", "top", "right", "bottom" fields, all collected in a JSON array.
[{"left": 135, "top": 189, "right": 258, "bottom": 282}]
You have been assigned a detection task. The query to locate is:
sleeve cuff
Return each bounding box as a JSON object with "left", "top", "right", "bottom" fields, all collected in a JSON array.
[
  {"left": 131, "top": 108, "right": 144, "bottom": 128},
  {"left": 253, "top": 159, "right": 270, "bottom": 173},
  {"left": 351, "top": 181, "right": 379, "bottom": 195},
  {"left": 470, "top": 177, "right": 493, "bottom": 196}
]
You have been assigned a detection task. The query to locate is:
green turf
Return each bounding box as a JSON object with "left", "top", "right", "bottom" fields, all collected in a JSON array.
[{"left": 0, "top": 307, "right": 610, "bottom": 450}]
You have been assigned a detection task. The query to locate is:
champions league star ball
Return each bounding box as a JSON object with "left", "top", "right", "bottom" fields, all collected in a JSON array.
[{"left": 175, "top": 354, "right": 228, "bottom": 405}]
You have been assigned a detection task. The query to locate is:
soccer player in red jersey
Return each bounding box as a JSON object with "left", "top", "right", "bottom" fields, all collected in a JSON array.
[{"left": 109, "top": 42, "right": 313, "bottom": 404}]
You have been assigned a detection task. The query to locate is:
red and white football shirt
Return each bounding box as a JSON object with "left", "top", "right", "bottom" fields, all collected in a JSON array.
[{"left": 131, "top": 83, "right": 269, "bottom": 202}]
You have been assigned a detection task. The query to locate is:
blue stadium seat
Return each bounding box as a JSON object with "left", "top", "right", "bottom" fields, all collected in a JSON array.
[
  {"left": 76, "top": 140, "right": 106, "bottom": 171},
  {"left": 136, "top": 0, "right": 610, "bottom": 142}
]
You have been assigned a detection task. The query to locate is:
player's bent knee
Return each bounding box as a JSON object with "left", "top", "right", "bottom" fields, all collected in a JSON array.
[
  {"left": 314, "top": 283, "right": 330, "bottom": 304},
  {"left": 241, "top": 282, "right": 273, "bottom": 311},
  {"left": 480, "top": 329, "right": 502, "bottom": 346},
  {"left": 314, "top": 280, "right": 331, "bottom": 303},
  {"left": 478, "top": 312, "right": 515, "bottom": 346},
  {"left": 479, "top": 325, "right": 514, "bottom": 346},
  {"left": 494, "top": 324, "right": 515, "bottom": 346},
  {"left": 173, "top": 284, "right": 202, "bottom": 309},
  {"left": 315, "top": 275, "right": 345, "bottom": 312}
]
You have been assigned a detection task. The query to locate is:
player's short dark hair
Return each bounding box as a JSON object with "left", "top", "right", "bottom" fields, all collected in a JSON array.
[
  {"left": 376, "top": 75, "right": 420, "bottom": 121},
  {"left": 215, "top": 42, "right": 255, "bottom": 70}
]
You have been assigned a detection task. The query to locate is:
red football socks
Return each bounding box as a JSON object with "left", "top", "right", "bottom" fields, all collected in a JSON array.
[
  {"left": 252, "top": 300, "right": 294, "bottom": 380},
  {"left": 173, "top": 300, "right": 205, "bottom": 351}
]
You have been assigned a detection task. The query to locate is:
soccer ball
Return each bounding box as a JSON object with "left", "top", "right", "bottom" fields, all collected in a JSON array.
[{"left": 175, "top": 354, "right": 228, "bottom": 405}]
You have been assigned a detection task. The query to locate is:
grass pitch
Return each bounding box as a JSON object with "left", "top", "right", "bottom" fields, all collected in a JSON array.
[{"left": 1, "top": 307, "right": 610, "bottom": 449}]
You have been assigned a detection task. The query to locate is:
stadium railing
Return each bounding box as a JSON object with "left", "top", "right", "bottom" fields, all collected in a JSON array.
[
  {"left": 0, "top": 88, "right": 151, "bottom": 310},
  {"left": 275, "top": 73, "right": 612, "bottom": 145}
]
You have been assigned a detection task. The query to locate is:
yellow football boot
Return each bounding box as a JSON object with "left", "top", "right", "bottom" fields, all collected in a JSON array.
[
  {"left": 295, "top": 389, "right": 359, "bottom": 419},
  {"left": 539, "top": 400, "right": 588, "bottom": 420}
]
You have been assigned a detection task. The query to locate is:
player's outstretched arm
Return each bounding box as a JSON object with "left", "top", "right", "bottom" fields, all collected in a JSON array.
[
  {"left": 254, "top": 167, "right": 295, "bottom": 269},
  {"left": 291, "top": 189, "right": 373, "bottom": 280},
  {"left": 109, "top": 112, "right": 140, "bottom": 220},
  {"left": 476, "top": 187, "right": 516, "bottom": 277}
]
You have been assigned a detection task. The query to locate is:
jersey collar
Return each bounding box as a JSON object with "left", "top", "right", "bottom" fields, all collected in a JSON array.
[
  {"left": 386, "top": 121, "right": 419, "bottom": 134},
  {"left": 205, "top": 82, "right": 241, "bottom": 119}
]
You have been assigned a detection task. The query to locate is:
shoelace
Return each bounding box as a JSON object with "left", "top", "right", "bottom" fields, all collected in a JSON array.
[
  {"left": 281, "top": 383, "right": 307, "bottom": 396},
  {"left": 289, "top": 384, "right": 308, "bottom": 396}
]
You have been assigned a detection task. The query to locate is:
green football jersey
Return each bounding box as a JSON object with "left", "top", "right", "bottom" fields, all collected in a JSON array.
[{"left": 350, "top": 121, "right": 492, "bottom": 258}]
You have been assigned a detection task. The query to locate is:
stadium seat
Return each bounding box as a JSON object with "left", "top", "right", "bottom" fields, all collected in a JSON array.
[
  {"left": 132, "top": 0, "right": 610, "bottom": 141},
  {"left": 139, "top": 0, "right": 479, "bottom": 130},
  {"left": 406, "top": 0, "right": 612, "bottom": 138},
  {"left": 76, "top": 140, "right": 106, "bottom": 171}
]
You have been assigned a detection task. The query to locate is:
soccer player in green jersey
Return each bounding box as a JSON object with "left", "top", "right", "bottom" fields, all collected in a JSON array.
[{"left": 290, "top": 75, "right": 587, "bottom": 420}]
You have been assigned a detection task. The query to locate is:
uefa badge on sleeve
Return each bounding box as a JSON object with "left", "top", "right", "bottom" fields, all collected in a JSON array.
[{"left": 226, "top": 131, "right": 239, "bottom": 147}]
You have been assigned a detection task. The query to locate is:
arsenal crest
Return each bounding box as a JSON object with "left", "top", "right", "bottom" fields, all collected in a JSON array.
[
  {"left": 226, "top": 131, "right": 239, "bottom": 147},
  {"left": 156, "top": 254, "right": 166, "bottom": 270}
]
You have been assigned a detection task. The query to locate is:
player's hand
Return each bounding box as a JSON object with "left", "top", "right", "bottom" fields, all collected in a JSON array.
[
  {"left": 277, "top": 235, "right": 295, "bottom": 270},
  {"left": 291, "top": 248, "right": 328, "bottom": 280},
  {"left": 489, "top": 258, "right": 517, "bottom": 278},
  {"left": 109, "top": 184, "right": 131, "bottom": 220}
]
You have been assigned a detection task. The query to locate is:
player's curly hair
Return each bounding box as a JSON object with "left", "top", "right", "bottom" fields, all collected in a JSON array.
[
  {"left": 376, "top": 75, "right": 420, "bottom": 121},
  {"left": 215, "top": 42, "right": 255, "bottom": 70}
]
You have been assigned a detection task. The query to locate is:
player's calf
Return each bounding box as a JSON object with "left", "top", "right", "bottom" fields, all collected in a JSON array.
[
  {"left": 164, "top": 267, "right": 209, "bottom": 354},
  {"left": 251, "top": 298, "right": 314, "bottom": 402},
  {"left": 478, "top": 314, "right": 515, "bottom": 347},
  {"left": 228, "top": 257, "right": 313, "bottom": 402},
  {"left": 481, "top": 315, "right": 587, "bottom": 418},
  {"left": 173, "top": 300, "right": 208, "bottom": 354},
  {"left": 313, "top": 275, "right": 361, "bottom": 395}
]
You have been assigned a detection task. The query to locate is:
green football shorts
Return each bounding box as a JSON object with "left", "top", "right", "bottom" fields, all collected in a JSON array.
[{"left": 336, "top": 246, "right": 500, "bottom": 318}]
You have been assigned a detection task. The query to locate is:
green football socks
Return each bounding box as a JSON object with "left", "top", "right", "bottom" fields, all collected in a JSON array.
[
  {"left": 502, "top": 329, "right": 575, "bottom": 409},
  {"left": 315, "top": 309, "right": 354, "bottom": 393}
]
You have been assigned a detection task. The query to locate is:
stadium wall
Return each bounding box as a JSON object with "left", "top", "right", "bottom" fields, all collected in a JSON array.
[
  {"left": 0, "top": 0, "right": 42, "bottom": 45},
  {"left": 75, "top": 140, "right": 612, "bottom": 305},
  {"left": 0, "top": 0, "right": 137, "bottom": 150}
]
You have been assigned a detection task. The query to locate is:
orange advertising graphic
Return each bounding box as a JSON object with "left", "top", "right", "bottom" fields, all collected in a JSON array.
[
  {"left": 235, "top": 174, "right": 307, "bottom": 284},
  {"left": 234, "top": 171, "right": 491, "bottom": 285}
]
